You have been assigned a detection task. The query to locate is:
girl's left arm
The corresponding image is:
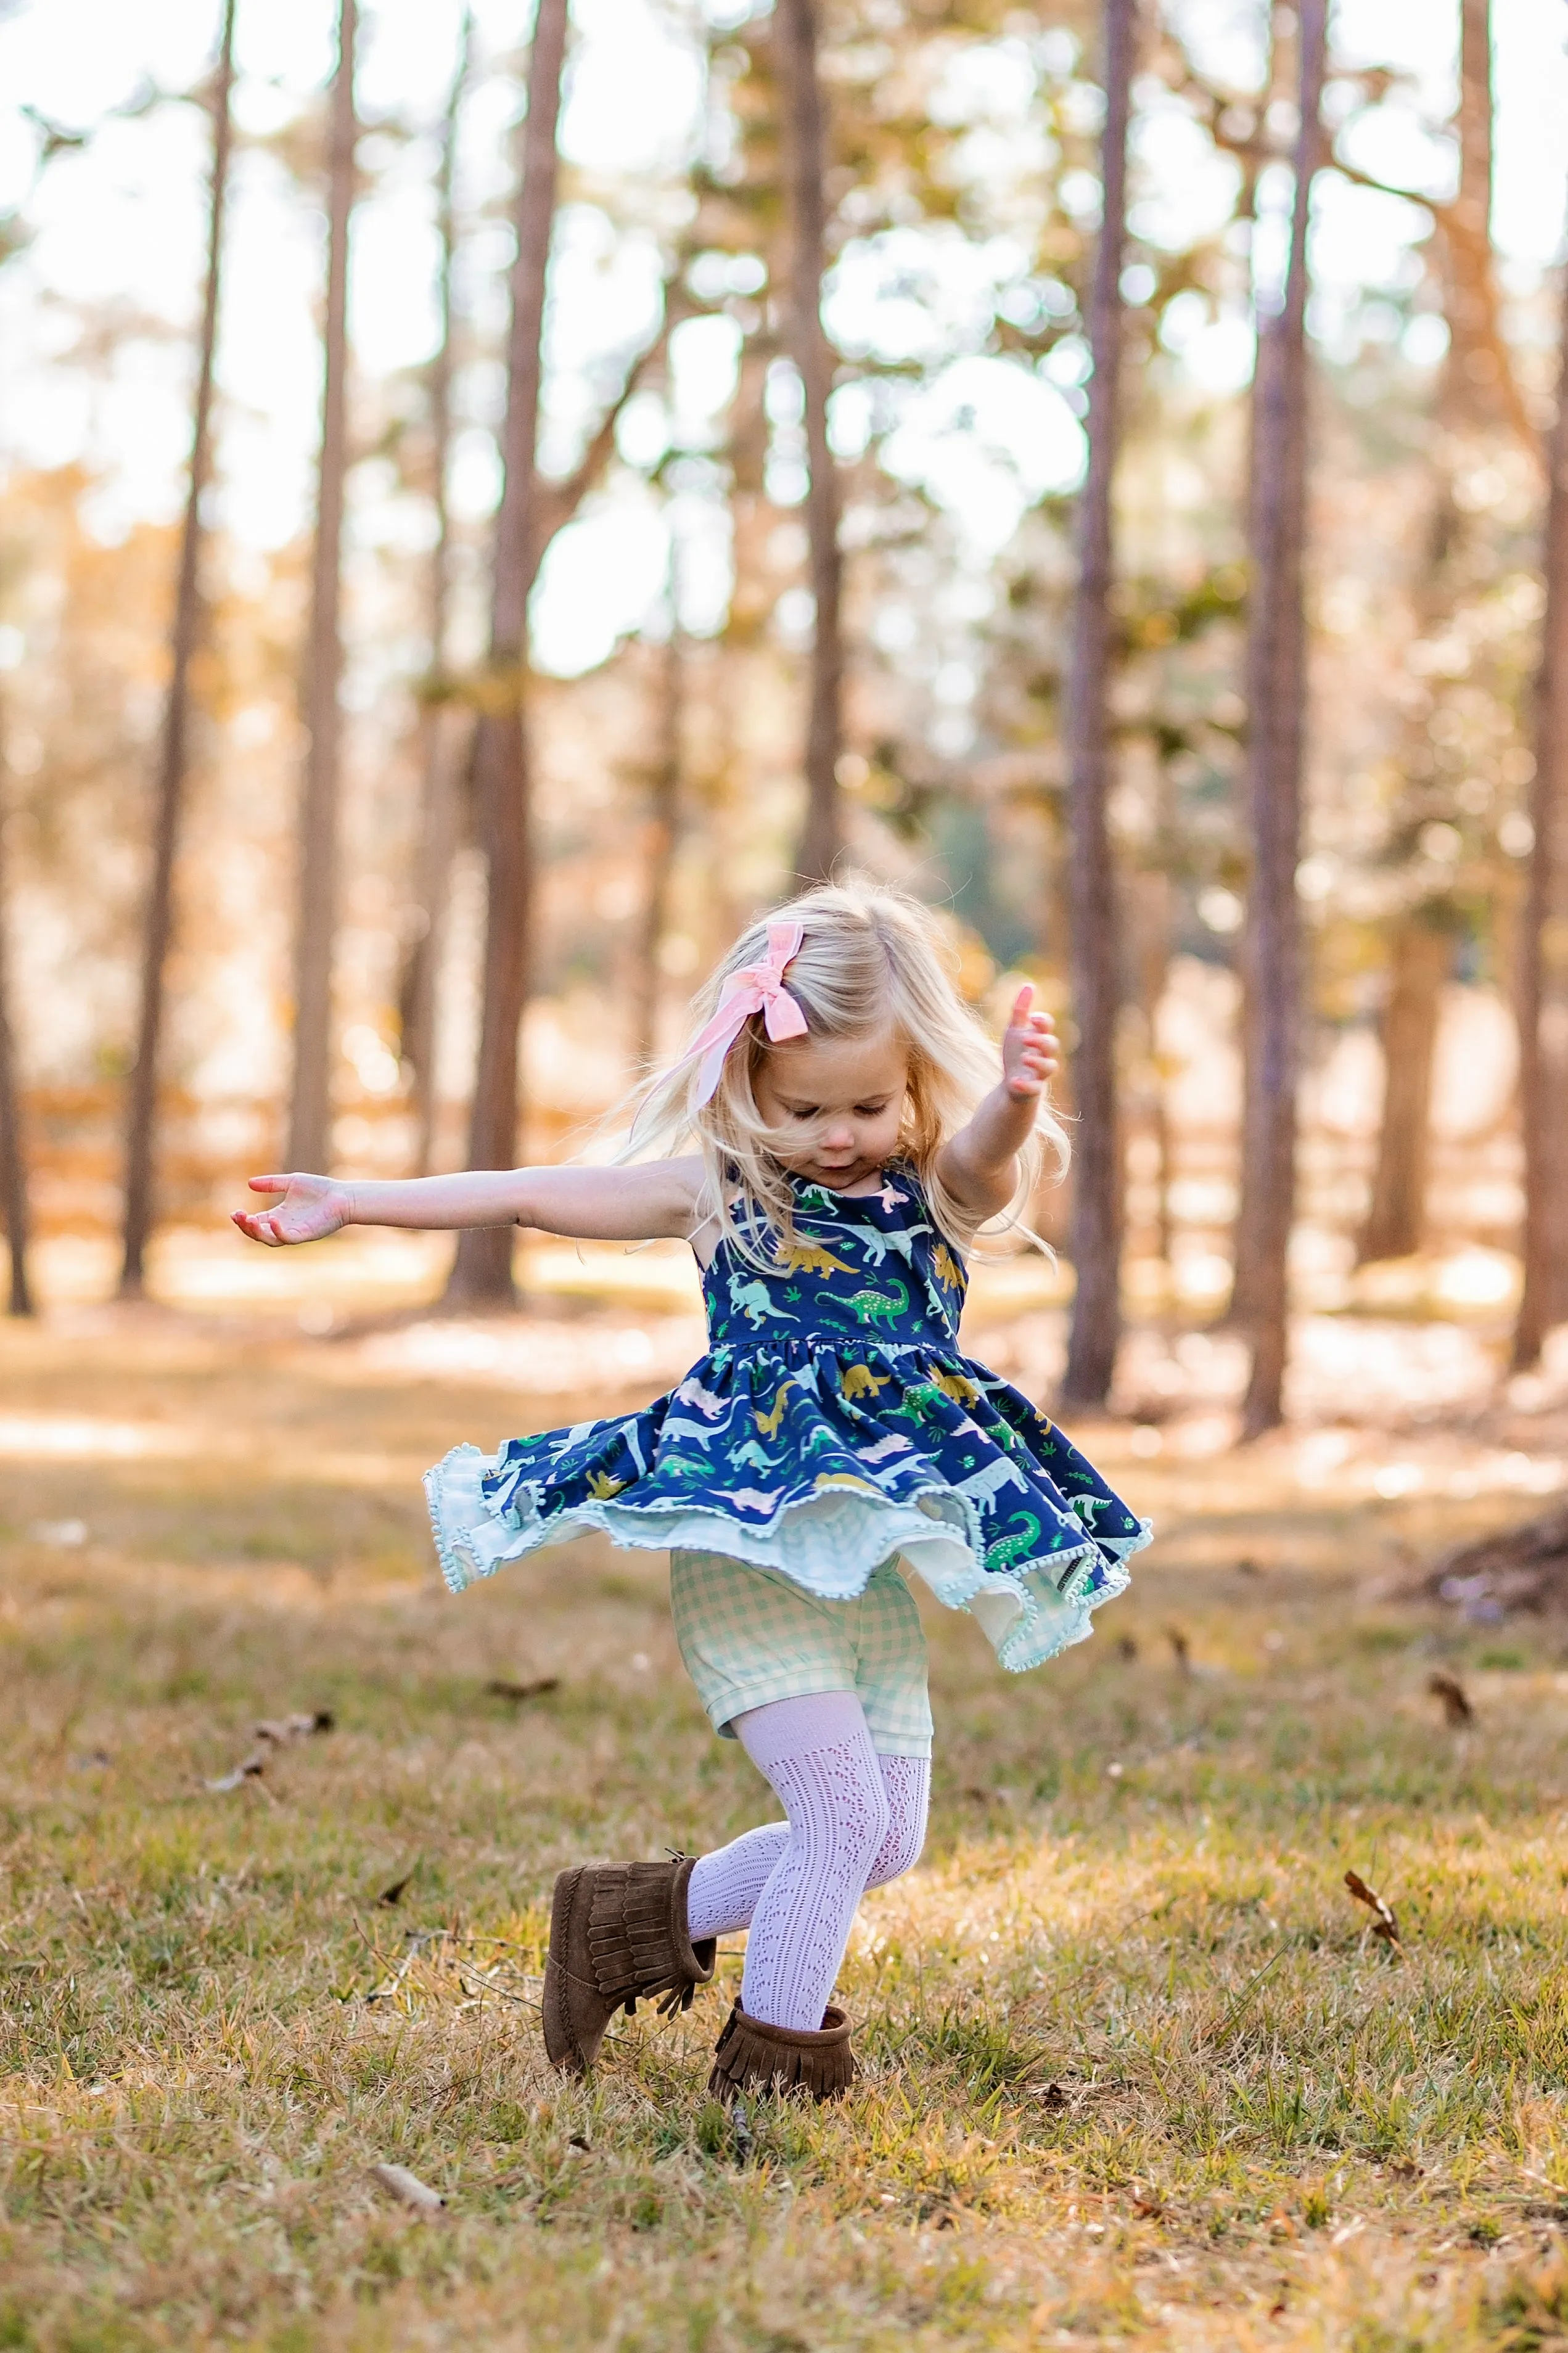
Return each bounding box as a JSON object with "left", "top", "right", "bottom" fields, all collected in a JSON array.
[{"left": 935, "top": 985, "right": 1059, "bottom": 1220}]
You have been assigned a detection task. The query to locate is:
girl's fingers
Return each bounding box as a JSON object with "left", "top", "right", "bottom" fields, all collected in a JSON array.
[
  {"left": 1010, "top": 983, "right": 1034, "bottom": 1027},
  {"left": 248, "top": 1175, "right": 289, "bottom": 1195}
]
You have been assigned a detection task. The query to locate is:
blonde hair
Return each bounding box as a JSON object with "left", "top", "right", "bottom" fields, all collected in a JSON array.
[{"left": 622, "top": 881, "right": 1069, "bottom": 1268}]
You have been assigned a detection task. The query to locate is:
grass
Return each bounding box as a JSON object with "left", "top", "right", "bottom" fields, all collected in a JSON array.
[{"left": 2, "top": 1310, "right": 1568, "bottom": 2349}]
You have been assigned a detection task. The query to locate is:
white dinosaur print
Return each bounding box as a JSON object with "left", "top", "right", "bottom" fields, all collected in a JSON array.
[
  {"left": 856, "top": 1431, "right": 915, "bottom": 1463},
  {"left": 836, "top": 1220, "right": 927, "bottom": 1270},
  {"left": 673, "top": 1376, "right": 730, "bottom": 1419},
  {"left": 728, "top": 1275, "right": 792, "bottom": 1329},
  {"left": 660, "top": 1414, "right": 722, "bottom": 1450},
  {"left": 951, "top": 1455, "right": 1029, "bottom": 1510},
  {"left": 730, "top": 1486, "right": 784, "bottom": 1513}
]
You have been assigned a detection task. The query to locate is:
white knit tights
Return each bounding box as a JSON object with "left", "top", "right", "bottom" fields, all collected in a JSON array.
[{"left": 685, "top": 1691, "right": 929, "bottom": 2032}]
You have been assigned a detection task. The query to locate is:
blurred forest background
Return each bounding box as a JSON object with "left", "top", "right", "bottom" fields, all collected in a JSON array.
[{"left": 1, "top": 0, "right": 1567, "bottom": 1437}]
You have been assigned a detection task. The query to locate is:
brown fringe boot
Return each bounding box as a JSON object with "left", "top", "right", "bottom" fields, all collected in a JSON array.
[
  {"left": 542, "top": 1857, "right": 716, "bottom": 2075},
  {"left": 708, "top": 1998, "right": 857, "bottom": 2104}
]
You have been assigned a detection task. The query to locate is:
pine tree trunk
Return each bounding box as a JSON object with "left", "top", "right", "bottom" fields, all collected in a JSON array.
[
  {"left": 118, "top": 0, "right": 237, "bottom": 1296},
  {"left": 1358, "top": 0, "right": 1497, "bottom": 1265},
  {"left": 401, "top": 14, "right": 471, "bottom": 1178},
  {"left": 286, "top": 0, "right": 357, "bottom": 1176},
  {"left": 630, "top": 609, "right": 684, "bottom": 1075},
  {"left": 1236, "top": 0, "right": 1325, "bottom": 1440},
  {"left": 0, "top": 692, "right": 31, "bottom": 1316},
  {"left": 1060, "top": 0, "right": 1136, "bottom": 1410},
  {"left": 444, "top": 0, "right": 569, "bottom": 1308},
  {"left": 1356, "top": 915, "right": 1451, "bottom": 1264},
  {"left": 776, "top": 0, "right": 843, "bottom": 885},
  {"left": 1514, "top": 274, "right": 1568, "bottom": 1370}
]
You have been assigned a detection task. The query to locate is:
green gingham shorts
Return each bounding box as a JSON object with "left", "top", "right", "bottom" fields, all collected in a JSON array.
[{"left": 669, "top": 1550, "right": 933, "bottom": 1759}]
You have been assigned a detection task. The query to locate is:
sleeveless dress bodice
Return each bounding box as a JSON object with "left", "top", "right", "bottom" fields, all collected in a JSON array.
[{"left": 425, "top": 1165, "right": 1147, "bottom": 1673}]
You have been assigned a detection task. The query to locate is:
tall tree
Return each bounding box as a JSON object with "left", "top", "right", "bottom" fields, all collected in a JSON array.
[
  {"left": 1234, "top": 0, "right": 1326, "bottom": 1439},
  {"left": 444, "top": 0, "right": 569, "bottom": 1307},
  {"left": 0, "top": 691, "right": 30, "bottom": 1316},
  {"left": 1059, "top": 0, "right": 1137, "bottom": 1410},
  {"left": 118, "top": 0, "right": 238, "bottom": 1297},
  {"left": 400, "top": 10, "right": 472, "bottom": 1177},
  {"left": 1357, "top": 0, "right": 1501, "bottom": 1267},
  {"left": 286, "top": 0, "right": 357, "bottom": 1175},
  {"left": 776, "top": 0, "right": 843, "bottom": 884},
  {"left": 630, "top": 536, "right": 685, "bottom": 1075},
  {"left": 1514, "top": 273, "right": 1568, "bottom": 1370}
]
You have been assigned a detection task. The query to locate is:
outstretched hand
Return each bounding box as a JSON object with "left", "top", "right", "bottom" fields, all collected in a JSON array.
[
  {"left": 232, "top": 1173, "right": 350, "bottom": 1247},
  {"left": 1000, "top": 984, "right": 1060, "bottom": 1099}
]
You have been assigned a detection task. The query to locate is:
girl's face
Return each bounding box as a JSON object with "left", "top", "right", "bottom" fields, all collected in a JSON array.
[{"left": 751, "top": 1025, "right": 909, "bottom": 1191}]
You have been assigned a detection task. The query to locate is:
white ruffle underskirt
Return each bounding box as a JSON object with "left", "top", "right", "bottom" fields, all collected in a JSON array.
[{"left": 424, "top": 1440, "right": 1149, "bottom": 1675}]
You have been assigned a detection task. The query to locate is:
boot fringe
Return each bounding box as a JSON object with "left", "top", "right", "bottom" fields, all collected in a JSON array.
[
  {"left": 585, "top": 1858, "right": 716, "bottom": 2014},
  {"left": 708, "top": 2000, "right": 857, "bottom": 2104}
]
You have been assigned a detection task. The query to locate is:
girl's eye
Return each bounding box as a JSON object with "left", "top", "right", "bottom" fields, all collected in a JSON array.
[
  {"left": 855, "top": 1101, "right": 889, "bottom": 1117},
  {"left": 790, "top": 1106, "right": 818, "bottom": 1122}
]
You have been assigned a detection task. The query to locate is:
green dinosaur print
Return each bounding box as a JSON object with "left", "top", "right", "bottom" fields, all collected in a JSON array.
[
  {"left": 890, "top": 1379, "right": 952, "bottom": 1422},
  {"left": 984, "top": 1511, "right": 1042, "bottom": 1573},
  {"left": 844, "top": 1276, "right": 908, "bottom": 1331}
]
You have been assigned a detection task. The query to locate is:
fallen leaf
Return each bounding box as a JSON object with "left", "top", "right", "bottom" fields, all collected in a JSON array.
[
  {"left": 370, "top": 2162, "right": 445, "bottom": 2214},
  {"left": 255, "top": 1710, "right": 334, "bottom": 1744},
  {"left": 377, "top": 1865, "right": 419, "bottom": 1907},
  {"left": 1427, "top": 1671, "right": 1473, "bottom": 1727},
  {"left": 484, "top": 1677, "right": 560, "bottom": 1703},
  {"left": 1344, "top": 1869, "right": 1402, "bottom": 1949},
  {"left": 567, "top": 2133, "right": 591, "bottom": 2153},
  {"left": 1035, "top": 2083, "right": 1071, "bottom": 2112},
  {"left": 203, "top": 1756, "right": 266, "bottom": 1792}
]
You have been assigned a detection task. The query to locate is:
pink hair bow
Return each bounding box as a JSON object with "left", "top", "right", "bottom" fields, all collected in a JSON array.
[{"left": 682, "top": 919, "right": 808, "bottom": 1104}]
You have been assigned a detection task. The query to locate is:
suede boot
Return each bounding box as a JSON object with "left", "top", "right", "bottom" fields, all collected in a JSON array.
[
  {"left": 542, "top": 1855, "right": 716, "bottom": 2075},
  {"left": 708, "top": 1998, "right": 857, "bottom": 2104}
]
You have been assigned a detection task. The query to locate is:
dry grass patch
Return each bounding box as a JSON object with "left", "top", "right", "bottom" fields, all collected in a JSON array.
[{"left": 2, "top": 1313, "right": 1568, "bottom": 2348}]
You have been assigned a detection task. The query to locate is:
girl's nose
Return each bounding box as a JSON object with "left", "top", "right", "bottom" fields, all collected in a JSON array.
[{"left": 822, "top": 1118, "right": 855, "bottom": 1149}]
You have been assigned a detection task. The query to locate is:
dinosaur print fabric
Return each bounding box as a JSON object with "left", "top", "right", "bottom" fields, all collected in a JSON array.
[{"left": 425, "top": 1167, "right": 1149, "bottom": 1672}]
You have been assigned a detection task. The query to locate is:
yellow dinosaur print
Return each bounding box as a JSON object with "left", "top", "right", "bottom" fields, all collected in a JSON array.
[
  {"left": 840, "top": 1362, "right": 889, "bottom": 1399},
  {"left": 586, "top": 1470, "right": 630, "bottom": 1500},
  {"left": 932, "top": 1366, "right": 981, "bottom": 1406},
  {"left": 931, "top": 1242, "right": 963, "bottom": 1291},
  {"left": 753, "top": 1380, "right": 796, "bottom": 1439},
  {"left": 813, "top": 1471, "right": 881, "bottom": 1496},
  {"left": 774, "top": 1239, "right": 856, "bottom": 1278}
]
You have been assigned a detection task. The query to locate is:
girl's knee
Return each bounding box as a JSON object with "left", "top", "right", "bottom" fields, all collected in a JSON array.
[
  {"left": 864, "top": 1814, "right": 924, "bottom": 1887},
  {"left": 864, "top": 1757, "right": 929, "bottom": 1886},
  {"left": 815, "top": 1761, "right": 890, "bottom": 1878}
]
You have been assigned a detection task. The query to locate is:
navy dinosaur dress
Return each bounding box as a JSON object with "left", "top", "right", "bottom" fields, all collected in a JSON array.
[{"left": 425, "top": 1165, "right": 1149, "bottom": 1673}]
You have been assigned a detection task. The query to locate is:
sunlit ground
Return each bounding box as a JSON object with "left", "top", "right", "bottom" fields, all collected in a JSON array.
[{"left": 3, "top": 1239, "right": 1568, "bottom": 2349}]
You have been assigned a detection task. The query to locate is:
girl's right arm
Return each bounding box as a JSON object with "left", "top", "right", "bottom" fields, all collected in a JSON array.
[{"left": 232, "top": 1156, "right": 706, "bottom": 1248}]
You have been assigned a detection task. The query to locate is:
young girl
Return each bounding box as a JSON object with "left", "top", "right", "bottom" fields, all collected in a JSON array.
[{"left": 236, "top": 883, "right": 1147, "bottom": 2103}]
